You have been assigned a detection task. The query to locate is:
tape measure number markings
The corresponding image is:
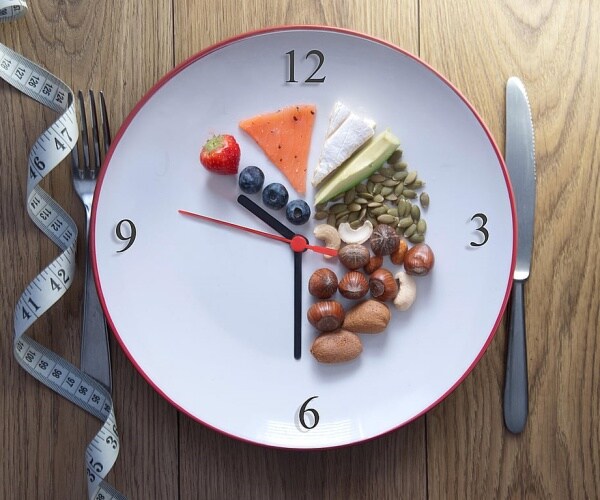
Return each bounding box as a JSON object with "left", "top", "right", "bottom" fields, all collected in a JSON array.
[{"left": 1, "top": 3, "right": 126, "bottom": 498}]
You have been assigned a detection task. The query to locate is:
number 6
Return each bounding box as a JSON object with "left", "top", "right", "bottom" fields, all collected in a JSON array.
[{"left": 299, "top": 396, "right": 320, "bottom": 430}]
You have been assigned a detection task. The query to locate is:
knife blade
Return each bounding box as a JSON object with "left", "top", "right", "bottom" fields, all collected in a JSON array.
[{"left": 503, "top": 77, "right": 536, "bottom": 433}]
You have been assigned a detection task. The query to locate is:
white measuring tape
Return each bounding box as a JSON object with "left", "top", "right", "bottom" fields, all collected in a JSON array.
[{"left": 1, "top": 2, "right": 125, "bottom": 498}]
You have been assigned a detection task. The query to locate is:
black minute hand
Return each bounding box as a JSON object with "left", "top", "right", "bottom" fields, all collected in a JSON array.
[{"left": 237, "top": 194, "right": 303, "bottom": 360}]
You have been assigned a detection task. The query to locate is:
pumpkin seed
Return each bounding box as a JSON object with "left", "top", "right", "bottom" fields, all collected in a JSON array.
[
  {"left": 398, "top": 216, "right": 414, "bottom": 229},
  {"left": 315, "top": 203, "right": 328, "bottom": 211},
  {"left": 361, "top": 192, "right": 374, "bottom": 200},
  {"left": 409, "top": 233, "right": 425, "bottom": 244},
  {"left": 335, "top": 210, "right": 350, "bottom": 220},
  {"left": 397, "top": 199, "right": 407, "bottom": 215},
  {"left": 356, "top": 183, "right": 368, "bottom": 194},
  {"left": 380, "top": 166, "right": 395, "bottom": 178},
  {"left": 344, "top": 188, "right": 356, "bottom": 205},
  {"left": 348, "top": 211, "right": 360, "bottom": 223},
  {"left": 370, "top": 206, "right": 388, "bottom": 217},
  {"left": 393, "top": 171, "right": 408, "bottom": 182},
  {"left": 367, "top": 201, "right": 382, "bottom": 208},
  {"left": 411, "top": 205, "right": 421, "bottom": 221},
  {"left": 348, "top": 203, "right": 362, "bottom": 212},
  {"left": 393, "top": 161, "right": 408, "bottom": 171},
  {"left": 370, "top": 174, "right": 386, "bottom": 183},
  {"left": 359, "top": 207, "right": 367, "bottom": 220},
  {"left": 373, "top": 194, "right": 385, "bottom": 203},
  {"left": 417, "top": 219, "right": 427, "bottom": 234},
  {"left": 377, "top": 214, "right": 397, "bottom": 224},
  {"left": 394, "top": 184, "right": 404, "bottom": 196},
  {"left": 380, "top": 186, "right": 394, "bottom": 197},
  {"left": 337, "top": 214, "right": 349, "bottom": 226},
  {"left": 330, "top": 203, "right": 348, "bottom": 214},
  {"left": 403, "top": 189, "right": 417, "bottom": 199},
  {"left": 367, "top": 216, "right": 378, "bottom": 226},
  {"left": 420, "top": 192, "right": 430, "bottom": 207},
  {"left": 314, "top": 210, "right": 328, "bottom": 220},
  {"left": 404, "top": 171, "right": 418, "bottom": 186},
  {"left": 327, "top": 213, "right": 337, "bottom": 226},
  {"left": 367, "top": 180, "right": 375, "bottom": 192},
  {"left": 387, "top": 208, "right": 399, "bottom": 217},
  {"left": 411, "top": 179, "right": 424, "bottom": 189},
  {"left": 388, "top": 150, "right": 403, "bottom": 164},
  {"left": 383, "top": 179, "right": 399, "bottom": 187},
  {"left": 354, "top": 197, "right": 370, "bottom": 205},
  {"left": 404, "top": 223, "right": 417, "bottom": 237},
  {"left": 385, "top": 194, "right": 398, "bottom": 202},
  {"left": 372, "top": 183, "right": 383, "bottom": 195},
  {"left": 350, "top": 219, "right": 364, "bottom": 229}
]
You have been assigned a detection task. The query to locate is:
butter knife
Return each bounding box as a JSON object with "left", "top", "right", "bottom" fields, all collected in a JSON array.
[{"left": 503, "top": 77, "right": 536, "bottom": 434}]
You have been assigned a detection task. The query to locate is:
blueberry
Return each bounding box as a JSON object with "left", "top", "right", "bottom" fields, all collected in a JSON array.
[
  {"left": 238, "top": 166, "right": 265, "bottom": 194},
  {"left": 262, "top": 183, "right": 289, "bottom": 210},
  {"left": 285, "top": 199, "right": 311, "bottom": 225}
]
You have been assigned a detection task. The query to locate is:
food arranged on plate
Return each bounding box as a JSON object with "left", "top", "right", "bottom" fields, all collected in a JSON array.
[
  {"left": 199, "top": 134, "right": 241, "bottom": 175},
  {"left": 198, "top": 99, "right": 435, "bottom": 364},
  {"left": 239, "top": 104, "right": 316, "bottom": 194}
]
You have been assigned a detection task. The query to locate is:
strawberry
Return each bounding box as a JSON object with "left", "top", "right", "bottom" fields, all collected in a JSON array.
[{"left": 199, "top": 134, "right": 241, "bottom": 175}]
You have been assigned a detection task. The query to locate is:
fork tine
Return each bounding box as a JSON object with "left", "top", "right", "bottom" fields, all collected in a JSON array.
[
  {"left": 78, "top": 90, "right": 91, "bottom": 172},
  {"left": 70, "top": 91, "right": 82, "bottom": 174},
  {"left": 99, "top": 91, "right": 111, "bottom": 152},
  {"left": 89, "top": 90, "right": 101, "bottom": 172}
]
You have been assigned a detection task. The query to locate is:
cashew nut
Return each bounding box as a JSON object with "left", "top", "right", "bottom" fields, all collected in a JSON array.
[
  {"left": 338, "top": 220, "right": 373, "bottom": 245},
  {"left": 393, "top": 271, "right": 416, "bottom": 310},
  {"left": 313, "top": 224, "right": 341, "bottom": 259}
]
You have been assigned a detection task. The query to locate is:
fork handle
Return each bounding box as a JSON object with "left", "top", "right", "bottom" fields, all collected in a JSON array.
[
  {"left": 503, "top": 280, "right": 528, "bottom": 434},
  {"left": 81, "top": 218, "right": 112, "bottom": 393}
]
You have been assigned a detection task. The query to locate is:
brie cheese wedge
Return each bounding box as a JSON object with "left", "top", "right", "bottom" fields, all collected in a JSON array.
[{"left": 312, "top": 101, "right": 376, "bottom": 187}]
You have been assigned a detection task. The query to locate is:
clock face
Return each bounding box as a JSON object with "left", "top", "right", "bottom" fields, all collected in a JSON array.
[{"left": 92, "top": 27, "right": 515, "bottom": 449}]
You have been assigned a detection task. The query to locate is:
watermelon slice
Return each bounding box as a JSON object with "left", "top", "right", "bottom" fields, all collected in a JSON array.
[{"left": 239, "top": 104, "right": 316, "bottom": 194}]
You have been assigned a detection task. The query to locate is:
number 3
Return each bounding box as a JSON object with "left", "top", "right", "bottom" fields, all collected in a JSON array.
[{"left": 470, "top": 213, "right": 489, "bottom": 247}]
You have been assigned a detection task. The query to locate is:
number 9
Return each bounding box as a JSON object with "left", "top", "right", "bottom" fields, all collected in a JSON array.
[{"left": 115, "top": 219, "right": 136, "bottom": 253}]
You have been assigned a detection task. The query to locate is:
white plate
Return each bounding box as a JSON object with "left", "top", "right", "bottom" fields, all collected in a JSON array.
[{"left": 92, "top": 26, "right": 516, "bottom": 449}]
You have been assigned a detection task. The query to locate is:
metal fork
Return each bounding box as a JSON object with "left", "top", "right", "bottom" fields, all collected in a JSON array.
[{"left": 71, "top": 90, "right": 112, "bottom": 392}]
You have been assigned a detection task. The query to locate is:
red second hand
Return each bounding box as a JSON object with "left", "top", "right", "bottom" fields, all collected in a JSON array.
[{"left": 178, "top": 209, "right": 337, "bottom": 257}]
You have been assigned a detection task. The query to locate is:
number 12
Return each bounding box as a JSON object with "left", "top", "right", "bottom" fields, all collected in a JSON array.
[{"left": 286, "top": 50, "right": 326, "bottom": 84}]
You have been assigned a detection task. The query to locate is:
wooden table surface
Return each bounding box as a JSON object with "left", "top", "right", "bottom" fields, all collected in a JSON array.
[{"left": 2, "top": 1, "right": 599, "bottom": 498}]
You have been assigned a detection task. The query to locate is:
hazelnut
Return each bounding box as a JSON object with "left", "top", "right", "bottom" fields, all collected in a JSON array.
[
  {"left": 390, "top": 239, "right": 408, "bottom": 265},
  {"left": 308, "top": 268, "right": 338, "bottom": 299},
  {"left": 338, "top": 243, "right": 371, "bottom": 270},
  {"left": 404, "top": 243, "right": 435, "bottom": 276},
  {"left": 338, "top": 271, "right": 369, "bottom": 300},
  {"left": 364, "top": 255, "right": 383, "bottom": 274},
  {"left": 370, "top": 224, "right": 401, "bottom": 256},
  {"left": 307, "top": 301, "right": 345, "bottom": 332},
  {"left": 369, "top": 268, "right": 399, "bottom": 301}
]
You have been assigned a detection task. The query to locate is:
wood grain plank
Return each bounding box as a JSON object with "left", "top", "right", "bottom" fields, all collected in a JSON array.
[
  {"left": 173, "top": 1, "right": 425, "bottom": 499},
  {"left": 1, "top": 1, "right": 179, "bottom": 498},
  {"left": 174, "top": 0, "right": 419, "bottom": 64},
  {"left": 180, "top": 417, "right": 426, "bottom": 500},
  {"left": 421, "top": 1, "right": 600, "bottom": 498}
]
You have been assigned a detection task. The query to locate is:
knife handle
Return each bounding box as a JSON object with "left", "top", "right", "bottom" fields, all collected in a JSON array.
[{"left": 503, "top": 280, "right": 528, "bottom": 433}]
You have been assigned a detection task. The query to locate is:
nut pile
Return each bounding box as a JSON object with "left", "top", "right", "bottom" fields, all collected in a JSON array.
[
  {"left": 314, "top": 149, "right": 430, "bottom": 244},
  {"left": 308, "top": 223, "right": 435, "bottom": 364}
]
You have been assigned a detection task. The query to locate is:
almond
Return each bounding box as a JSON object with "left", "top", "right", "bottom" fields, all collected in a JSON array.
[
  {"left": 310, "top": 329, "right": 362, "bottom": 363},
  {"left": 343, "top": 299, "right": 391, "bottom": 334}
]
